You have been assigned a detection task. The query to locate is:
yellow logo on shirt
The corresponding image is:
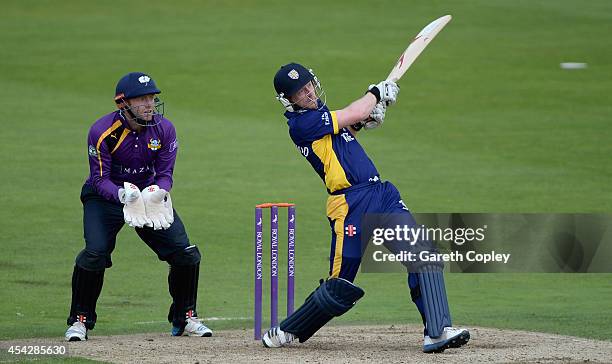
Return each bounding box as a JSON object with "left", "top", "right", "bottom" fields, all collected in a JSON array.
[{"left": 148, "top": 138, "right": 162, "bottom": 151}]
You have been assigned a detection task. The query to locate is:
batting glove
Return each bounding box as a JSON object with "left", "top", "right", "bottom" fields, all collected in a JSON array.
[
  {"left": 141, "top": 185, "right": 174, "bottom": 230},
  {"left": 118, "top": 182, "right": 151, "bottom": 228},
  {"left": 369, "top": 80, "right": 400, "bottom": 106},
  {"left": 364, "top": 102, "right": 387, "bottom": 130}
]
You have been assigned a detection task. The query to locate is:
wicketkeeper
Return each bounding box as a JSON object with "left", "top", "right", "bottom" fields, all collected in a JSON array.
[
  {"left": 65, "top": 72, "right": 212, "bottom": 341},
  {"left": 264, "top": 63, "right": 470, "bottom": 353}
]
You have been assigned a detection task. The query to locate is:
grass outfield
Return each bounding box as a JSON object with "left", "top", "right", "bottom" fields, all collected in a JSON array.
[{"left": 1, "top": 0, "right": 611, "bottom": 343}]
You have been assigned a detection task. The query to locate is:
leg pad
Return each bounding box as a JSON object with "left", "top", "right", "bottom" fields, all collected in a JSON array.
[
  {"left": 417, "top": 266, "right": 452, "bottom": 338},
  {"left": 281, "top": 278, "right": 364, "bottom": 343}
]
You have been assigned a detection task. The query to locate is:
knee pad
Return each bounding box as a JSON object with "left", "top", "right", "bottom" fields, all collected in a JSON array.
[
  {"left": 75, "top": 249, "right": 110, "bottom": 271},
  {"left": 167, "top": 245, "right": 201, "bottom": 267},
  {"left": 280, "top": 278, "right": 365, "bottom": 342}
]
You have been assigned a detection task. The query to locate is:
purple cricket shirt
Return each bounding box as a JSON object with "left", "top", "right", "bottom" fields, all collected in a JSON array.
[{"left": 85, "top": 111, "right": 178, "bottom": 203}]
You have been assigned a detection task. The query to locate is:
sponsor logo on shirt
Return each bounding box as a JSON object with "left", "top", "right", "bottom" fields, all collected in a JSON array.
[
  {"left": 341, "top": 132, "right": 355, "bottom": 142},
  {"left": 169, "top": 139, "right": 178, "bottom": 153},
  {"left": 88, "top": 145, "right": 97, "bottom": 157},
  {"left": 296, "top": 145, "right": 309, "bottom": 157},
  {"left": 123, "top": 165, "right": 152, "bottom": 174},
  {"left": 321, "top": 112, "right": 330, "bottom": 126},
  {"left": 148, "top": 138, "right": 162, "bottom": 151}
]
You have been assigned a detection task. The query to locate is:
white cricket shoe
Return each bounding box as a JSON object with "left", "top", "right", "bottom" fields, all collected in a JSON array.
[
  {"left": 262, "top": 327, "right": 296, "bottom": 348},
  {"left": 423, "top": 327, "right": 470, "bottom": 353},
  {"left": 65, "top": 321, "right": 87, "bottom": 342},
  {"left": 172, "top": 317, "right": 213, "bottom": 337}
]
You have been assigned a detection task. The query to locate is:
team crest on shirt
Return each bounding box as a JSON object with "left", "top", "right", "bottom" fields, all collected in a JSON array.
[
  {"left": 148, "top": 138, "right": 162, "bottom": 151},
  {"left": 288, "top": 69, "right": 299, "bottom": 80},
  {"left": 88, "top": 145, "right": 97, "bottom": 157}
]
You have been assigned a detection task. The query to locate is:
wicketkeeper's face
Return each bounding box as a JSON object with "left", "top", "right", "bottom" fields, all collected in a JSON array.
[
  {"left": 127, "top": 94, "right": 157, "bottom": 121},
  {"left": 291, "top": 81, "right": 318, "bottom": 110}
]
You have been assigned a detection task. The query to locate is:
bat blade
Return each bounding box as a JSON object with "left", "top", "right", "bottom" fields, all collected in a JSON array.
[{"left": 387, "top": 15, "right": 452, "bottom": 82}]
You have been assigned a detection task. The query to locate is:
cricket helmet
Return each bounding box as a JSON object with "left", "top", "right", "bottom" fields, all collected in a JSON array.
[
  {"left": 273, "top": 63, "right": 325, "bottom": 112},
  {"left": 115, "top": 72, "right": 161, "bottom": 99},
  {"left": 114, "top": 72, "right": 164, "bottom": 126}
]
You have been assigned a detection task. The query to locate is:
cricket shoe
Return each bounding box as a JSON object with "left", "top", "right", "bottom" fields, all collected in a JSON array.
[
  {"left": 262, "top": 327, "right": 296, "bottom": 348},
  {"left": 171, "top": 317, "right": 213, "bottom": 337},
  {"left": 423, "top": 327, "right": 470, "bottom": 353},
  {"left": 65, "top": 321, "right": 87, "bottom": 342}
]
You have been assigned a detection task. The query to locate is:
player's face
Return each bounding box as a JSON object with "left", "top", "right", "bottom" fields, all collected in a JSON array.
[
  {"left": 127, "top": 94, "right": 157, "bottom": 121},
  {"left": 291, "top": 82, "right": 318, "bottom": 110}
]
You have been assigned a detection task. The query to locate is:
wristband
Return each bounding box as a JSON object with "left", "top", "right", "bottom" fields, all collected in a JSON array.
[
  {"left": 351, "top": 122, "right": 364, "bottom": 131},
  {"left": 366, "top": 86, "right": 381, "bottom": 103}
]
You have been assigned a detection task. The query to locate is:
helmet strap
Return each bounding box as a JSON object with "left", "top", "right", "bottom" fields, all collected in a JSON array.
[{"left": 114, "top": 93, "right": 138, "bottom": 119}]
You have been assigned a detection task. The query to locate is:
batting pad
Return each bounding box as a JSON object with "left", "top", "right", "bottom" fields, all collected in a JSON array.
[
  {"left": 281, "top": 278, "right": 365, "bottom": 342},
  {"left": 417, "top": 266, "right": 452, "bottom": 338}
]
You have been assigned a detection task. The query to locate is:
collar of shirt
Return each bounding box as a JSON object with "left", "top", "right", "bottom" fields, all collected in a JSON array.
[
  {"left": 115, "top": 110, "right": 136, "bottom": 131},
  {"left": 284, "top": 100, "right": 328, "bottom": 120}
]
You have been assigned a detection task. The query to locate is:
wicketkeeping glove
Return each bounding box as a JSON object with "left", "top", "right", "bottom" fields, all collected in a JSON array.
[
  {"left": 118, "top": 182, "right": 151, "bottom": 228},
  {"left": 141, "top": 185, "right": 174, "bottom": 230}
]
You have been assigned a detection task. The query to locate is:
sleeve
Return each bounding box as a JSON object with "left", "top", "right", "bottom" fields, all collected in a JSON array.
[
  {"left": 87, "top": 127, "right": 121, "bottom": 203},
  {"left": 154, "top": 122, "right": 177, "bottom": 192},
  {"left": 289, "top": 110, "right": 339, "bottom": 144}
]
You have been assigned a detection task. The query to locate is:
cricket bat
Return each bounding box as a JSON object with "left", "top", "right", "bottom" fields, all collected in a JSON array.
[{"left": 387, "top": 15, "right": 452, "bottom": 82}]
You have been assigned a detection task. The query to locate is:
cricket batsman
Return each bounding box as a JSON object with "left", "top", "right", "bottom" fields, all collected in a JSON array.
[
  {"left": 64, "top": 72, "right": 212, "bottom": 341},
  {"left": 264, "top": 63, "right": 470, "bottom": 353}
]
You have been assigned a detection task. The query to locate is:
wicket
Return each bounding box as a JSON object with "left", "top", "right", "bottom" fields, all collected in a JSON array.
[{"left": 254, "top": 203, "right": 296, "bottom": 340}]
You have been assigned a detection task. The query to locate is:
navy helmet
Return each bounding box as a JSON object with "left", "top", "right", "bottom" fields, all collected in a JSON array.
[
  {"left": 114, "top": 72, "right": 164, "bottom": 126},
  {"left": 273, "top": 63, "right": 324, "bottom": 112},
  {"left": 115, "top": 72, "right": 161, "bottom": 99},
  {"left": 274, "top": 63, "right": 313, "bottom": 98}
]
